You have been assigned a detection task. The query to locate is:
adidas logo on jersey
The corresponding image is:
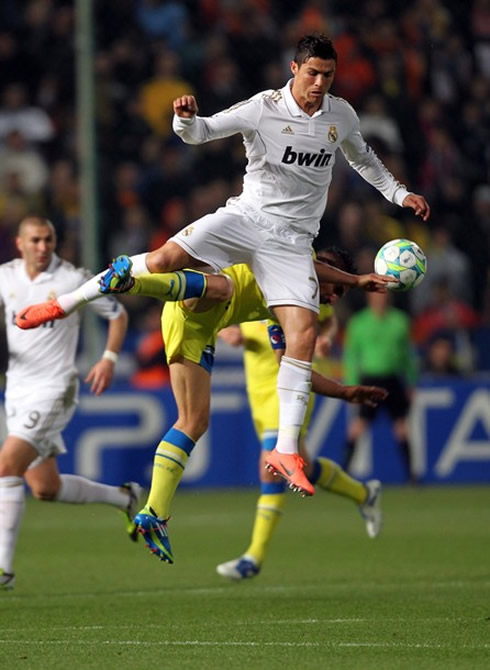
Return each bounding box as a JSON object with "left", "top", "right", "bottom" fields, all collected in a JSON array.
[
  {"left": 281, "top": 125, "right": 294, "bottom": 134},
  {"left": 281, "top": 145, "right": 332, "bottom": 167}
]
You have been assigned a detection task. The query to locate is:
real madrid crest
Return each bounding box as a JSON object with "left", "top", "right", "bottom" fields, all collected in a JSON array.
[
  {"left": 182, "top": 225, "right": 194, "bottom": 237},
  {"left": 327, "top": 126, "right": 338, "bottom": 143}
]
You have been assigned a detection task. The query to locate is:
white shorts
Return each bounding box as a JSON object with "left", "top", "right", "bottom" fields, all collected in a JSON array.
[
  {"left": 5, "top": 379, "right": 79, "bottom": 468},
  {"left": 170, "top": 199, "right": 320, "bottom": 313}
]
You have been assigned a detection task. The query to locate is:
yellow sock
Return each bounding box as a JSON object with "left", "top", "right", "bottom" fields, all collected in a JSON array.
[
  {"left": 244, "top": 493, "right": 286, "bottom": 565},
  {"left": 146, "top": 428, "right": 195, "bottom": 518},
  {"left": 130, "top": 271, "right": 206, "bottom": 302},
  {"left": 314, "top": 457, "right": 367, "bottom": 505}
]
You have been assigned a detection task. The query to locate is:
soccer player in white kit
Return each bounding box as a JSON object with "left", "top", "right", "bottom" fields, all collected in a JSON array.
[
  {"left": 16, "top": 35, "right": 430, "bottom": 498},
  {"left": 0, "top": 217, "right": 140, "bottom": 590}
]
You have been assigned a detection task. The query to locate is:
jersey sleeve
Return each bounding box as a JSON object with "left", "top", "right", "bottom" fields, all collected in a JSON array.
[
  {"left": 172, "top": 97, "right": 262, "bottom": 144},
  {"left": 339, "top": 107, "right": 410, "bottom": 207}
]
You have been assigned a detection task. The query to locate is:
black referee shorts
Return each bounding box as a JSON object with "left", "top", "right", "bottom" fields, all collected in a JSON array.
[{"left": 358, "top": 375, "right": 410, "bottom": 421}]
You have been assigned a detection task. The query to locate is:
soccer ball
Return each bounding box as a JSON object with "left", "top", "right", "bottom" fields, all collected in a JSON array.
[{"left": 374, "top": 238, "right": 427, "bottom": 292}]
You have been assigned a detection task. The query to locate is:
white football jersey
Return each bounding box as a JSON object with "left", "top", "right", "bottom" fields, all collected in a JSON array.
[
  {"left": 173, "top": 81, "right": 409, "bottom": 237},
  {"left": 0, "top": 254, "right": 123, "bottom": 397}
]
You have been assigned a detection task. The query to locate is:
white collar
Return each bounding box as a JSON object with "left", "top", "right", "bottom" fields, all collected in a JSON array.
[{"left": 22, "top": 253, "right": 61, "bottom": 283}]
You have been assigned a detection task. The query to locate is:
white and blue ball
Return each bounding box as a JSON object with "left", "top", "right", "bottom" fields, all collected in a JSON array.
[{"left": 374, "top": 238, "right": 427, "bottom": 292}]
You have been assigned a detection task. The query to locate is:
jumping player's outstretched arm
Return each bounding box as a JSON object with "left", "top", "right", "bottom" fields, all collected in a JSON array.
[
  {"left": 313, "top": 260, "right": 395, "bottom": 292},
  {"left": 311, "top": 371, "right": 388, "bottom": 407}
]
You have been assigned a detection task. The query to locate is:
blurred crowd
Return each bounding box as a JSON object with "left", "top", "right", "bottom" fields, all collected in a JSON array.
[{"left": 0, "top": 0, "right": 489, "bottom": 379}]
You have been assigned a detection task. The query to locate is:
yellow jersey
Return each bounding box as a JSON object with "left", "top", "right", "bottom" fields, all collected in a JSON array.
[{"left": 162, "top": 264, "right": 270, "bottom": 371}]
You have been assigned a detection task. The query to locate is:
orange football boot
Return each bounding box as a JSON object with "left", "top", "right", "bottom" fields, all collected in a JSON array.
[
  {"left": 15, "top": 299, "right": 66, "bottom": 329},
  {"left": 265, "top": 448, "right": 315, "bottom": 497}
]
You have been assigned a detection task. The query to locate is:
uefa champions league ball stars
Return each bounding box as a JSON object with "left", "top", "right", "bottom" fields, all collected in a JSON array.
[{"left": 374, "top": 238, "right": 427, "bottom": 292}]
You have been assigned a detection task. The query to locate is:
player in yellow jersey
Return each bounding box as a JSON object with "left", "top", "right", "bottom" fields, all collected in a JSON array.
[
  {"left": 216, "top": 249, "right": 382, "bottom": 580},
  {"left": 129, "top": 251, "right": 387, "bottom": 564},
  {"left": 17, "top": 253, "right": 388, "bottom": 564},
  {"left": 216, "top": 307, "right": 383, "bottom": 581}
]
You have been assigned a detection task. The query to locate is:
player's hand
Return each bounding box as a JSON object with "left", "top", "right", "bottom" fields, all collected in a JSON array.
[
  {"left": 173, "top": 95, "right": 199, "bottom": 118},
  {"left": 356, "top": 273, "right": 397, "bottom": 292},
  {"left": 343, "top": 385, "right": 388, "bottom": 406},
  {"left": 402, "top": 193, "right": 431, "bottom": 221},
  {"left": 85, "top": 359, "right": 115, "bottom": 396}
]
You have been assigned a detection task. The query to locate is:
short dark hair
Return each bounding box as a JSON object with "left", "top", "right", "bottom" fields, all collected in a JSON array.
[
  {"left": 18, "top": 216, "right": 55, "bottom": 236},
  {"left": 294, "top": 34, "right": 337, "bottom": 66},
  {"left": 316, "top": 246, "right": 357, "bottom": 275}
]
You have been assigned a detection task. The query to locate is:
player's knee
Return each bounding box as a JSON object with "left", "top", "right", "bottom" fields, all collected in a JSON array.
[
  {"left": 147, "top": 242, "right": 191, "bottom": 273},
  {"left": 207, "top": 274, "right": 234, "bottom": 302},
  {"left": 394, "top": 422, "right": 408, "bottom": 441},
  {"left": 0, "top": 458, "right": 25, "bottom": 478},
  {"left": 192, "top": 415, "right": 209, "bottom": 437},
  {"left": 30, "top": 484, "right": 58, "bottom": 501},
  {"left": 180, "top": 413, "right": 209, "bottom": 441}
]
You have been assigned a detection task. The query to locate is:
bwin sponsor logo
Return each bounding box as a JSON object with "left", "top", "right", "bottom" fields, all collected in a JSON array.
[{"left": 281, "top": 145, "right": 332, "bottom": 167}]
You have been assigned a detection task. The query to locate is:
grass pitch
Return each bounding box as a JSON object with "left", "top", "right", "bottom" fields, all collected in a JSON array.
[{"left": 1, "top": 486, "right": 489, "bottom": 669}]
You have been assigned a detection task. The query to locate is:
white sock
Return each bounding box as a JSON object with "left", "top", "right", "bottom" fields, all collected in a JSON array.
[
  {"left": 56, "top": 475, "right": 129, "bottom": 509},
  {"left": 57, "top": 252, "right": 149, "bottom": 313},
  {"left": 0, "top": 476, "right": 26, "bottom": 574},
  {"left": 275, "top": 356, "right": 312, "bottom": 455}
]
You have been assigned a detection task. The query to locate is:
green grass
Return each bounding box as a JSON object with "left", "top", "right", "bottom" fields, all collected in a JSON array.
[{"left": 1, "top": 486, "right": 490, "bottom": 669}]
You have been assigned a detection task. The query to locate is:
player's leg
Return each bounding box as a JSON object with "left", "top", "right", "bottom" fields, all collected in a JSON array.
[
  {"left": 102, "top": 206, "right": 254, "bottom": 295},
  {"left": 393, "top": 416, "right": 416, "bottom": 483},
  {"left": 17, "top": 207, "right": 255, "bottom": 328},
  {"left": 134, "top": 357, "right": 211, "bottom": 563},
  {"left": 24, "top": 459, "right": 142, "bottom": 542},
  {"left": 251, "top": 245, "right": 319, "bottom": 496},
  {"left": 0, "top": 387, "right": 79, "bottom": 588},
  {"left": 0, "top": 436, "right": 38, "bottom": 590},
  {"left": 217, "top": 444, "right": 286, "bottom": 580},
  {"left": 16, "top": 265, "right": 234, "bottom": 331},
  {"left": 388, "top": 378, "right": 416, "bottom": 483},
  {"left": 306, "top": 454, "right": 382, "bottom": 538},
  {"left": 217, "top": 366, "right": 316, "bottom": 580},
  {"left": 236, "top": 388, "right": 319, "bottom": 571},
  {"left": 264, "top": 305, "right": 317, "bottom": 497},
  {"left": 342, "top": 413, "right": 370, "bottom": 471},
  {"left": 62, "top": 243, "right": 195, "bottom": 310}
]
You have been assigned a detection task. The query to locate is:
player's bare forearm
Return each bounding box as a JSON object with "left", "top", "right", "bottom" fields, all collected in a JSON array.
[
  {"left": 314, "top": 261, "right": 358, "bottom": 288},
  {"left": 314, "top": 261, "right": 393, "bottom": 293},
  {"left": 342, "top": 384, "right": 389, "bottom": 406},
  {"left": 311, "top": 371, "right": 388, "bottom": 406},
  {"left": 105, "top": 309, "right": 128, "bottom": 354},
  {"left": 311, "top": 371, "right": 346, "bottom": 398}
]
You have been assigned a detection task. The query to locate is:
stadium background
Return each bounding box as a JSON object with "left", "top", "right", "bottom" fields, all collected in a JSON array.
[{"left": 0, "top": 0, "right": 489, "bottom": 487}]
